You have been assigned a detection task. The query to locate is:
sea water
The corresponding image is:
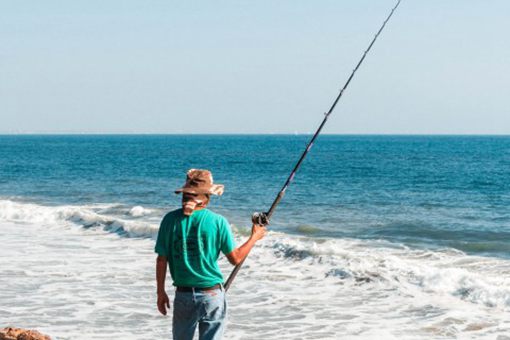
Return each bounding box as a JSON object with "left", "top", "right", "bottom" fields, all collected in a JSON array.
[{"left": 0, "top": 135, "right": 509, "bottom": 339}]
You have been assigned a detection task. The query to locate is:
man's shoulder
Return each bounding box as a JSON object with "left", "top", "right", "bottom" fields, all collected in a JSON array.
[
  {"left": 161, "top": 208, "right": 182, "bottom": 224},
  {"left": 202, "top": 209, "right": 228, "bottom": 223}
]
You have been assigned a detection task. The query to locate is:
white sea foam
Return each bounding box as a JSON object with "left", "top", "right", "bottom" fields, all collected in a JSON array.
[
  {"left": 128, "top": 205, "right": 152, "bottom": 217},
  {"left": 1, "top": 199, "right": 509, "bottom": 339},
  {"left": 227, "top": 235, "right": 510, "bottom": 339}
]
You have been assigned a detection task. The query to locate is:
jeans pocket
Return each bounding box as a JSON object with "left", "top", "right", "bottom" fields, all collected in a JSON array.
[
  {"left": 173, "top": 292, "right": 194, "bottom": 321},
  {"left": 202, "top": 290, "right": 226, "bottom": 321}
]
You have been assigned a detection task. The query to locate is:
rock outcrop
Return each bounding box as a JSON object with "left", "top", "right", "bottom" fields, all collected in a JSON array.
[{"left": 0, "top": 328, "right": 51, "bottom": 340}]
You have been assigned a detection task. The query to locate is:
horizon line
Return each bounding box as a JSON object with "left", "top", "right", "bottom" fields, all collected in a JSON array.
[{"left": 1, "top": 132, "right": 509, "bottom": 137}]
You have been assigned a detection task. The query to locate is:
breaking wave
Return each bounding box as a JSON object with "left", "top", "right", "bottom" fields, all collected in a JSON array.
[
  {"left": 265, "top": 235, "right": 510, "bottom": 310},
  {"left": 0, "top": 199, "right": 160, "bottom": 238}
]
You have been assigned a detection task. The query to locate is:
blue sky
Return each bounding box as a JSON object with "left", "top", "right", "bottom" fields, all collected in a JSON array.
[{"left": 1, "top": 0, "right": 509, "bottom": 134}]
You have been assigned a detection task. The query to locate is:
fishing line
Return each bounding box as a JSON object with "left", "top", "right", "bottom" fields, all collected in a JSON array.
[{"left": 225, "top": 0, "right": 402, "bottom": 292}]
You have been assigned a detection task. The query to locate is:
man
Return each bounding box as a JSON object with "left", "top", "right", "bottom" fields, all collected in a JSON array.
[{"left": 155, "top": 169, "right": 267, "bottom": 340}]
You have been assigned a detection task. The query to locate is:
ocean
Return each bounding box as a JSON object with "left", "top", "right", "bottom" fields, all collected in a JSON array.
[{"left": 0, "top": 135, "right": 509, "bottom": 339}]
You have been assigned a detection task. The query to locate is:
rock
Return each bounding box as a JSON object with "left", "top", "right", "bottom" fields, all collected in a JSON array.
[
  {"left": 0, "top": 328, "right": 22, "bottom": 340},
  {"left": 17, "top": 330, "right": 51, "bottom": 340},
  {"left": 0, "top": 328, "right": 51, "bottom": 340}
]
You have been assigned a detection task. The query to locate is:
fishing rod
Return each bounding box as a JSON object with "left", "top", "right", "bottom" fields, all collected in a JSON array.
[{"left": 224, "top": 0, "right": 402, "bottom": 292}]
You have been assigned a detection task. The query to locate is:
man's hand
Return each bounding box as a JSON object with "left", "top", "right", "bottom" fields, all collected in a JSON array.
[
  {"left": 251, "top": 224, "right": 267, "bottom": 241},
  {"left": 157, "top": 291, "right": 170, "bottom": 316}
]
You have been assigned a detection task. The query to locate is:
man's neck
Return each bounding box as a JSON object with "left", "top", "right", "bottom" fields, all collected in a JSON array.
[{"left": 182, "top": 206, "right": 207, "bottom": 216}]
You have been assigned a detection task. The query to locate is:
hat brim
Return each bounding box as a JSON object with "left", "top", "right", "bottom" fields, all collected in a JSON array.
[{"left": 175, "top": 184, "right": 224, "bottom": 196}]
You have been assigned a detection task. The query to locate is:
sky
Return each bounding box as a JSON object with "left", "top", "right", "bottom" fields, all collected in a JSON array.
[{"left": 0, "top": 0, "right": 509, "bottom": 134}]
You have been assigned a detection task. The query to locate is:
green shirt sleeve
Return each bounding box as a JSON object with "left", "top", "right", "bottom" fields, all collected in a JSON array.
[
  {"left": 155, "top": 215, "right": 169, "bottom": 257},
  {"left": 219, "top": 217, "right": 236, "bottom": 255}
]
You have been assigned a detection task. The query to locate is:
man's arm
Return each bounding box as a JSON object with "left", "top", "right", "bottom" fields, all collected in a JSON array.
[
  {"left": 226, "top": 224, "right": 266, "bottom": 266},
  {"left": 156, "top": 255, "right": 170, "bottom": 315}
]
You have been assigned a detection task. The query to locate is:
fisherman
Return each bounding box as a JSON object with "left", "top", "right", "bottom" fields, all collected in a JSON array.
[{"left": 155, "top": 169, "right": 267, "bottom": 340}]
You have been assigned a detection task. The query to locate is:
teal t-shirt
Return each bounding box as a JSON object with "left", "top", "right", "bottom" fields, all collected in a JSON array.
[{"left": 154, "top": 208, "right": 236, "bottom": 287}]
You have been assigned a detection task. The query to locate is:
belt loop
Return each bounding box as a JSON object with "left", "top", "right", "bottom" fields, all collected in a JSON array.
[{"left": 192, "top": 287, "right": 196, "bottom": 302}]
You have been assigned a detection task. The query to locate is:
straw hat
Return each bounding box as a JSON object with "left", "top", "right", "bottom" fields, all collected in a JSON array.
[{"left": 174, "top": 169, "right": 224, "bottom": 196}]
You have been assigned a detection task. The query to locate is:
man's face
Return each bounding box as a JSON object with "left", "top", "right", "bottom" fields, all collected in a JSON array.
[{"left": 182, "top": 193, "right": 209, "bottom": 216}]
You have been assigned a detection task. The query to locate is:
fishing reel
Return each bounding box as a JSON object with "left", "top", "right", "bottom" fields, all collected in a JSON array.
[{"left": 251, "top": 212, "right": 270, "bottom": 226}]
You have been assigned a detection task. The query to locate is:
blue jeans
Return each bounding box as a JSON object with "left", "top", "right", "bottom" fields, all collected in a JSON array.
[{"left": 172, "top": 287, "right": 227, "bottom": 340}]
